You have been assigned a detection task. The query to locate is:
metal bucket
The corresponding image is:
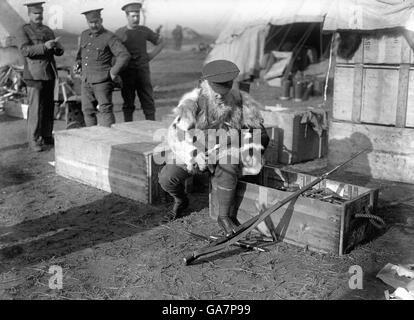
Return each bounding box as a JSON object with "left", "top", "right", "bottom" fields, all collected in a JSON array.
[{"left": 280, "top": 78, "right": 292, "bottom": 100}]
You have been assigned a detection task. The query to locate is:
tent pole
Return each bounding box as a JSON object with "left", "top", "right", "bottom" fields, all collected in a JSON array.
[{"left": 324, "top": 34, "right": 335, "bottom": 102}]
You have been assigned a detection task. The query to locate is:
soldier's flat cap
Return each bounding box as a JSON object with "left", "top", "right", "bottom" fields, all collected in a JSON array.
[
  {"left": 202, "top": 60, "right": 240, "bottom": 83},
  {"left": 24, "top": 2, "right": 45, "bottom": 13},
  {"left": 121, "top": 2, "right": 142, "bottom": 12},
  {"left": 81, "top": 8, "right": 103, "bottom": 20}
]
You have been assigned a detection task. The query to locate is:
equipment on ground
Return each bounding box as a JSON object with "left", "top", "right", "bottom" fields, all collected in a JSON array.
[{"left": 184, "top": 149, "right": 372, "bottom": 265}]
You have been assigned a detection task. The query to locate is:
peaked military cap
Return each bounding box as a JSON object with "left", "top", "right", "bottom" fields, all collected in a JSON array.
[
  {"left": 81, "top": 8, "right": 103, "bottom": 20},
  {"left": 24, "top": 2, "right": 45, "bottom": 13},
  {"left": 121, "top": 2, "right": 142, "bottom": 12},
  {"left": 202, "top": 60, "right": 240, "bottom": 83}
]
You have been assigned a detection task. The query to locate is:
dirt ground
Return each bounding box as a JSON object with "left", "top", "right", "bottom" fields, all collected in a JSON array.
[{"left": 1, "top": 47, "right": 414, "bottom": 301}]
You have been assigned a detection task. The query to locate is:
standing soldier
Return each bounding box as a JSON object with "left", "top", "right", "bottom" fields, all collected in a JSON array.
[
  {"left": 115, "top": 2, "right": 165, "bottom": 122},
  {"left": 16, "top": 1, "right": 64, "bottom": 152},
  {"left": 74, "top": 8, "right": 130, "bottom": 127}
]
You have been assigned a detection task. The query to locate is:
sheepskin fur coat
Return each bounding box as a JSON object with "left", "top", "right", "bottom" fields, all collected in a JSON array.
[{"left": 167, "top": 80, "right": 268, "bottom": 175}]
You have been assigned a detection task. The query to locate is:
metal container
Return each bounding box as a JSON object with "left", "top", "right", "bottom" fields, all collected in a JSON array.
[
  {"left": 293, "top": 78, "right": 305, "bottom": 102},
  {"left": 280, "top": 78, "right": 292, "bottom": 100}
]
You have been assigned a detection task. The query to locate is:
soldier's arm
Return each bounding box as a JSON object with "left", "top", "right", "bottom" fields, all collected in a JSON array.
[
  {"left": 147, "top": 27, "right": 165, "bottom": 61},
  {"left": 51, "top": 30, "right": 64, "bottom": 57},
  {"left": 108, "top": 35, "right": 131, "bottom": 77},
  {"left": 166, "top": 88, "right": 204, "bottom": 171},
  {"left": 16, "top": 26, "right": 47, "bottom": 58}
]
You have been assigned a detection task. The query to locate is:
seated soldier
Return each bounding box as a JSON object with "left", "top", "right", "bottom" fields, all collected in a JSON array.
[{"left": 159, "top": 60, "right": 270, "bottom": 236}]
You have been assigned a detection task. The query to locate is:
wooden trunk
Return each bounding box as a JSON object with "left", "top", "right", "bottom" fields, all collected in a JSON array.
[
  {"left": 336, "top": 31, "right": 414, "bottom": 65},
  {"left": 4, "top": 101, "right": 28, "bottom": 119},
  {"left": 210, "top": 166, "right": 379, "bottom": 255},
  {"left": 55, "top": 127, "right": 166, "bottom": 204},
  {"left": 261, "top": 109, "right": 328, "bottom": 164},
  {"left": 333, "top": 64, "right": 414, "bottom": 128},
  {"left": 111, "top": 120, "right": 169, "bottom": 142},
  {"left": 328, "top": 120, "right": 414, "bottom": 184}
]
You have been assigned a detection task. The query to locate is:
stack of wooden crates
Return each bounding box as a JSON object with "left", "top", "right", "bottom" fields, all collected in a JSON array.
[{"left": 330, "top": 30, "right": 414, "bottom": 184}]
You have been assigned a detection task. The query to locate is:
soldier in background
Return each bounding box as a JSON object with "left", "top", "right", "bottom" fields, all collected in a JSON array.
[
  {"left": 75, "top": 8, "right": 130, "bottom": 127},
  {"left": 172, "top": 25, "right": 183, "bottom": 51},
  {"left": 115, "top": 2, "right": 164, "bottom": 122},
  {"left": 16, "top": 1, "right": 64, "bottom": 152}
]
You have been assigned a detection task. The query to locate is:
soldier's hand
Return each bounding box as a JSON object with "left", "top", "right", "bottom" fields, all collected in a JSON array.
[
  {"left": 110, "top": 73, "right": 123, "bottom": 88},
  {"left": 45, "top": 40, "right": 57, "bottom": 50}
]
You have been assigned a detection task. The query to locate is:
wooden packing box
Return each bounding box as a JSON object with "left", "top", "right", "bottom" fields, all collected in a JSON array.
[
  {"left": 111, "top": 120, "right": 195, "bottom": 193},
  {"left": 210, "top": 166, "right": 379, "bottom": 255},
  {"left": 55, "top": 127, "right": 168, "bottom": 204},
  {"left": 329, "top": 120, "right": 414, "bottom": 184},
  {"left": 336, "top": 31, "right": 414, "bottom": 65},
  {"left": 4, "top": 101, "right": 28, "bottom": 119},
  {"left": 261, "top": 108, "right": 328, "bottom": 164},
  {"left": 333, "top": 64, "right": 414, "bottom": 128},
  {"left": 111, "top": 120, "right": 169, "bottom": 142}
]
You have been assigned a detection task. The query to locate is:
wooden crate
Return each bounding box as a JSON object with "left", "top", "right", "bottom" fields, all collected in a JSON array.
[
  {"left": 261, "top": 109, "right": 328, "bottom": 164},
  {"left": 111, "top": 120, "right": 169, "bottom": 142},
  {"left": 336, "top": 31, "right": 414, "bottom": 65},
  {"left": 333, "top": 64, "right": 414, "bottom": 128},
  {"left": 4, "top": 101, "right": 28, "bottom": 119},
  {"left": 329, "top": 120, "right": 414, "bottom": 184},
  {"left": 55, "top": 127, "right": 167, "bottom": 204},
  {"left": 210, "top": 166, "right": 379, "bottom": 255}
]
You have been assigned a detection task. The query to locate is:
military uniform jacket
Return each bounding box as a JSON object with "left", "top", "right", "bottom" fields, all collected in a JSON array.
[
  {"left": 76, "top": 28, "right": 130, "bottom": 84},
  {"left": 16, "top": 23, "right": 64, "bottom": 81}
]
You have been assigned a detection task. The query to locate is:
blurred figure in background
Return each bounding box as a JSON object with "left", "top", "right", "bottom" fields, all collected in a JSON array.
[{"left": 172, "top": 25, "right": 183, "bottom": 51}]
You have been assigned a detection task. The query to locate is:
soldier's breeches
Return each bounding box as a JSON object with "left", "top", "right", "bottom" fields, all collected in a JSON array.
[
  {"left": 158, "top": 164, "right": 191, "bottom": 201},
  {"left": 158, "top": 164, "right": 239, "bottom": 206},
  {"left": 121, "top": 68, "right": 155, "bottom": 120},
  {"left": 81, "top": 81, "right": 115, "bottom": 128},
  {"left": 26, "top": 80, "right": 55, "bottom": 143}
]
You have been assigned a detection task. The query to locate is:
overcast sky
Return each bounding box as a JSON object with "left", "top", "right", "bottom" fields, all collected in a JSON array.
[{"left": 9, "top": 0, "right": 236, "bottom": 36}]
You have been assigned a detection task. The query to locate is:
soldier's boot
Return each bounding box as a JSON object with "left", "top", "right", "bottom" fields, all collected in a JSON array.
[
  {"left": 43, "top": 137, "right": 55, "bottom": 146},
  {"left": 145, "top": 113, "right": 156, "bottom": 121},
  {"left": 29, "top": 138, "right": 45, "bottom": 153},
  {"left": 171, "top": 195, "right": 189, "bottom": 220},
  {"left": 123, "top": 111, "right": 134, "bottom": 123},
  {"left": 29, "top": 142, "right": 44, "bottom": 153},
  {"left": 217, "top": 186, "right": 239, "bottom": 236},
  {"left": 229, "top": 205, "right": 241, "bottom": 227},
  {"left": 164, "top": 183, "right": 189, "bottom": 220}
]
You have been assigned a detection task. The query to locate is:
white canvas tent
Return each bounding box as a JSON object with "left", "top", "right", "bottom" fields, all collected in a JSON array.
[
  {"left": 0, "top": 0, "right": 25, "bottom": 47},
  {"left": 206, "top": 0, "right": 332, "bottom": 80},
  {"left": 207, "top": 0, "right": 414, "bottom": 80}
]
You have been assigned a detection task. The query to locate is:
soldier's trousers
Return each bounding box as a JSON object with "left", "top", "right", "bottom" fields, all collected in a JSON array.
[
  {"left": 120, "top": 67, "right": 155, "bottom": 121},
  {"left": 158, "top": 164, "right": 239, "bottom": 201},
  {"left": 81, "top": 80, "right": 115, "bottom": 127},
  {"left": 26, "top": 80, "right": 55, "bottom": 145}
]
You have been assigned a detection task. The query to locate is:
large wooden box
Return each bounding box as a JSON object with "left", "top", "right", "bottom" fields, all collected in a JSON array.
[
  {"left": 329, "top": 120, "right": 414, "bottom": 184},
  {"left": 111, "top": 120, "right": 169, "bottom": 142},
  {"left": 333, "top": 64, "right": 414, "bottom": 128},
  {"left": 336, "top": 31, "right": 414, "bottom": 65},
  {"left": 4, "top": 101, "right": 28, "bottom": 119},
  {"left": 210, "top": 166, "right": 379, "bottom": 255},
  {"left": 55, "top": 127, "right": 165, "bottom": 204},
  {"left": 261, "top": 108, "right": 328, "bottom": 164}
]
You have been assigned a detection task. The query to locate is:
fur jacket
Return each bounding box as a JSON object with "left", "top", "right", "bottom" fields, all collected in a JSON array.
[{"left": 167, "top": 80, "right": 269, "bottom": 175}]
